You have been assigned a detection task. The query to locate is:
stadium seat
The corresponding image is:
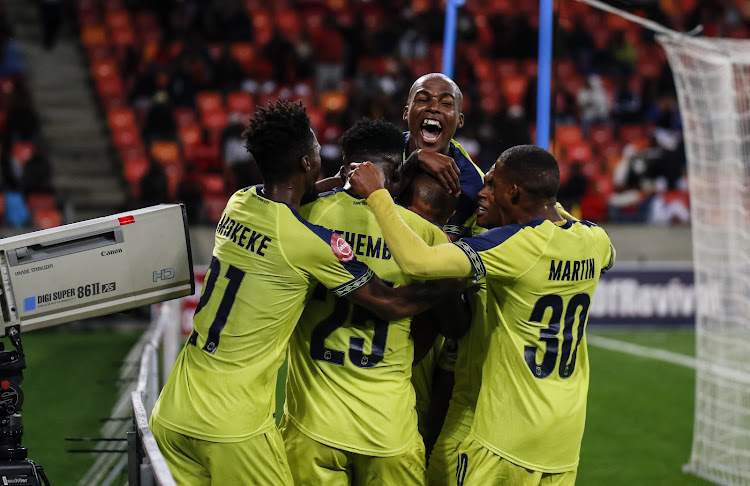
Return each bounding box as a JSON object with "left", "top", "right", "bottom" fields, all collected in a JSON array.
[
  {"left": 202, "top": 109, "right": 228, "bottom": 132},
  {"left": 110, "top": 25, "right": 136, "bottom": 48},
  {"left": 26, "top": 193, "right": 56, "bottom": 212},
  {"left": 106, "top": 107, "right": 137, "bottom": 132},
  {"left": 320, "top": 92, "right": 347, "bottom": 113},
  {"left": 200, "top": 173, "right": 226, "bottom": 196},
  {"left": 275, "top": 10, "right": 301, "bottom": 42},
  {"left": 203, "top": 193, "right": 229, "bottom": 224},
  {"left": 191, "top": 143, "right": 222, "bottom": 172},
  {"left": 226, "top": 92, "right": 254, "bottom": 115},
  {"left": 112, "top": 125, "right": 141, "bottom": 149},
  {"left": 81, "top": 26, "right": 108, "bottom": 48},
  {"left": 556, "top": 124, "right": 583, "bottom": 146},
  {"left": 196, "top": 92, "right": 224, "bottom": 114},
  {"left": 502, "top": 75, "right": 528, "bottom": 107},
  {"left": 12, "top": 142, "right": 34, "bottom": 166},
  {"left": 123, "top": 156, "right": 148, "bottom": 184},
  {"left": 565, "top": 141, "right": 593, "bottom": 163},
  {"left": 179, "top": 124, "right": 202, "bottom": 161},
  {"left": 589, "top": 125, "right": 614, "bottom": 147},
  {"left": 494, "top": 60, "right": 519, "bottom": 78},
  {"left": 230, "top": 43, "right": 256, "bottom": 73},
  {"left": 33, "top": 208, "right": 63, "bottom": 230},
  {"left": 619, "top": 124, "right": 648, "bottom": 143},
  {"left": 150, "top": 141, "right": 181, "bottom": 166},
  {"left": 252, "top": 9, "right": 273, "bottom": 46},
  {"left": 174, "top": 108, "right": 198, "bottom": 127},
  {"left": 106, "top": 10, "right": 131, "bottom": 30}
]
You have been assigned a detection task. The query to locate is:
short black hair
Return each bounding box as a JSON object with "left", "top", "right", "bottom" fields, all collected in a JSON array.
[
  {"left": 340, "top": 118, "right": 404, "bottom": 162},
  {"left": 498, "top": 145, "right": 560, "bottom": 201},
  {"left": 407, "top": 172, "right": 457, "bottom": 225},
  {"left": 242, "top": 100, "right": 314, "bottom": 184}
]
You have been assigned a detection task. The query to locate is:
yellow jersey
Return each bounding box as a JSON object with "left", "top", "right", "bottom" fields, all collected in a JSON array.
[
  {"left": 151, "top": 186, "right": 374, "bottom": 442},
  {"left": 284, "top": 189, "right": 447, "bottom": 456}
]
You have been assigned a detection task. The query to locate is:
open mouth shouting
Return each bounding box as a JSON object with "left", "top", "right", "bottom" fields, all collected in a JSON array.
[{"left": 420, "top": 118, "right": 442, "bottom": 145}]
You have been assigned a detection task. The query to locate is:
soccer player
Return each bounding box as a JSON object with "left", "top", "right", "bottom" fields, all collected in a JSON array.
[
  {"left": 403, "top": 73, "right": 485, "bottom": 240},
  {"left": 349, "top": 145, "right": 615, "bottom": 485},
  {"left": 281, "top": 119, "right": 468, "bottom": 486},
  {"left": 149, "top": 102, "right": 458, "bottom": 485}
]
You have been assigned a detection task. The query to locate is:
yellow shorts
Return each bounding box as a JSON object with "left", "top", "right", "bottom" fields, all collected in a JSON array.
[
  {"left": 426, "top": 431, "right": 462, "bottom": 486},
  {"left": 456, "top": 435, "right": 577, "bottom": 486},
  {"left": 150, "top": 419, "right": 293, "bottom": 485},
  {"left": 279, "top": 414, "right": 426, "bottom": 486}
]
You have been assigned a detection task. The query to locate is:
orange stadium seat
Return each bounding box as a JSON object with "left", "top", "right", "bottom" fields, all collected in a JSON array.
[
  {"left": 494, "top": 60, "right": 519, "bottom": 78},
  {"left": 106, "top": 10, "right": 131, "bottom": 30},
  {"left": 196, "top": 92, "right": 224, "bottom": 114},
  {"left": 226, "top": 92, "right": 254, "bottom": 115},
  {"left": 202, "top": 109, "right": 228, "bottom": 132},
  {"left": 502, "top": 75, "right": 528, "bottom": 107},
  {"left": 555, "top": 125, "right": 583, "bottom": 146},
  {"left": 33, "top": 208, "right": 63, "bottom": 230},
  {"left": 320, "top": 92, "right": 347, "bottom": 113},
  {"left": 81, "top": 26, "right": 108, "bottom": 48},
  {"left": 26, "top": 193, "right": 56, "bottom": 212},
  {"left": 150, "top": 141, "right": 181, "bottom": 165},
  {"left": 565, "top": 141, "right": 593, "bottom": 162},
  {"left": 589, "top": 125, "right": 614, "bottom": 146}
]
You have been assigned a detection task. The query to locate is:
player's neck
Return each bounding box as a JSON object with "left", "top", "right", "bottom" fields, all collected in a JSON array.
[
  {"left": 263, "top": 177, "right": 308, "bottom": 210},
  {"left": 507, "top": 202, "right": 564, "bottom": 225}
]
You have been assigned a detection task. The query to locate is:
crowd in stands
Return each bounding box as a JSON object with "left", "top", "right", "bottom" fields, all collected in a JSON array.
[
  {"left": 29, "top": 0, "right": 750, "bottom": 227},
  {"left": 0, "top": 6, "right": 59, "bottom": 230}
]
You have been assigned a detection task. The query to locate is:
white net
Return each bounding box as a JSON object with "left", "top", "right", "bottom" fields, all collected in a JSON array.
[{"left": 658, "top": 35, "right": 750, "bottom": 486}]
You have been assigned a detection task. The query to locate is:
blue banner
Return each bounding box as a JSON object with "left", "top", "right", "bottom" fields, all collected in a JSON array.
[{"left": 589, "top": 263, "right": 695, "bottom": 326}]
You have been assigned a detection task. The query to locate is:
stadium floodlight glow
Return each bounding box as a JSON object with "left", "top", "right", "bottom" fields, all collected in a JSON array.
[{"left": 0, "top": 204, "right": 195, "bottom": 336}]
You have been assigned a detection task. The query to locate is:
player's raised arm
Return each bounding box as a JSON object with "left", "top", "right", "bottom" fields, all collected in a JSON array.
[{"left": 348, "top": 162, "right": 474, "bottom": 279}]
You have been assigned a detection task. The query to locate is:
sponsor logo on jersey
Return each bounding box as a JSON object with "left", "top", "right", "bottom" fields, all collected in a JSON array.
[{"left": 331, "top": 233, "right": 354, "bottom": 262}]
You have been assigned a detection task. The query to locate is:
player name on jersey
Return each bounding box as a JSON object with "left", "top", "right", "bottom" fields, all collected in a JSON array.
[
  {"left": 216, "top": 213, "right": 272, "bottom": 256},
  {"left": 548, "top": 258, "right": 596, "bottom": 282},
  {"left": 332, "top": 230, "right": 392, "bottom": 260}
]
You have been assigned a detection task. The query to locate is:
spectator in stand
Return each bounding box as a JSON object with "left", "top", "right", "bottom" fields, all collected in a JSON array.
[
  {"left": 398, "top": 15, "right": 430, "bottom": 60},
  {"left": 608, "top": 30, "right": 637, "bottom": 76},
  {"left": 130, "top": 67, "right": 159, "bottom": 110},
  {"left": 555, "top": 86, "right": 578, "bottom": 125},
  {"left": 139, "top": 157, "right": 170, "bottom": 208},
  {"left": 209, "top": 44, "right": 245, "bottom": 93},
  {"left": 222, "top": 113, "right": 262, "bottom": 190},
  {"left": 168, "top": 54, "right": 198, "bottom": 108},
  {"left": 312, "top": 15, "right": 345, "bottom": 91},
  {"left": 563, "top": 19, "right": 595, "bottom": 72},
  {"left": 577, "top": 75, "right": 610, "bottom": 137},
  {"left": 0, "top": 24, "right": 24, "bottom": 77},
  {"left": 5, "top": 81, "right": 40, "bottom": 142},
  {"left": 143, "top": 91, "right": 177, "bottom": 142},
  {"left": 39, "top": 0, "right": 63, "bottom": 50},
  {"left": 21, "top": 143, "right": 53, "bottom": 196},
  {"left": 264, "top": 28, "right": 297, "bottom": 86},
  {"left": 613, "top": 76, "right": 642, "bottom": 125},
  {"left": 177, "top": 163, "right": 204, "bottom": 225},
  {"left": 557, "top": 161, "right": 589, "bottom": 213}
]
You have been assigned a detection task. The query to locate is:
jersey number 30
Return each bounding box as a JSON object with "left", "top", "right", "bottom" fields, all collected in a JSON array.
[{"left": 525, "top": 293, "right": 590, "bottom": 379}]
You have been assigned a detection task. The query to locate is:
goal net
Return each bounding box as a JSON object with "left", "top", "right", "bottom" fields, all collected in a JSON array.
[{"left": 658, "top": 35, "right": 750, "bottom": 486}]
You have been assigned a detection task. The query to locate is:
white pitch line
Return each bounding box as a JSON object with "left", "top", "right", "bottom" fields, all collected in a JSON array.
[
  {"left": 588, "top": 334, "right": 750, "bottom": 386},
  {"left": 587, "top": 334, "right": 697, "bottom": 368}
]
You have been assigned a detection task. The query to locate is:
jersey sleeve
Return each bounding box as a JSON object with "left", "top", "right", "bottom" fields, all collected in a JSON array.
[
  {"left": 284, "top": 214, "right": 374, "bottom": 297},
  {"left": 596, "top": 226, "right": 616, "bottom": 273},
  {"left": 367, "top": 189, "right": 474, "bottom": 279}
]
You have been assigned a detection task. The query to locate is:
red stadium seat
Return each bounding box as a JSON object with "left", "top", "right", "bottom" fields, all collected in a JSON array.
[
  {"left": 502, "top": 75, "right": 528, "bottom": 107},
  {"left": 33, "top": 208, "right": 63, "bottom": 230},
  {"left": 275, "top": 10, "right": 301, "bottom": 42},
  {"left": 556, "top": 125, "right": 582, "bottom": 146},
  {"left": 252, "top": 10, "right": 273, "bottom": 46},
  {"left": 589, "top": 125, "right": 614, "bottom": 146},
  {"left": 107, "top": 107, "right": 137, "bottom": 132},
  {"left": 202, "top": 109, "right": 228, "bottom": 132},
  {"left": 230, "top": 43, "right": 256, "bottom": 72},
  {"left": 619, "top": 124, "right": 648, "bottom": 143},
  {"left": 191, "top": 143, "right": 222, "bottom": 172},
  {"left": 200, "top": 173, "right": 226, "bottom": 196},
  {"left": 123, "top": 156, "right": 148, "bottom": 183},
  {"left": 174, "top": 108, "right": 198, "bottom": 127},
  {"left": 179, "top": 124, "right": 202, "bottom": 161},
  {"left": 226, "top": 92, "right": 254, "bottom": 115},
  {"left": 106, "top": 10, "right": 131, "bottom": 30},
  {"left": 494, "top": 60, "right": 519, "bottom": 78},
  {"left": 26, "top": 193, "right": 56, "bottom": 212},
  {"left": 203, "top": 193, "right": 229, "bottom": 224},
  {"left": 110, "top": 25, "right": 136, "bottom": 47},
  {"left": 196, "top": 92, "right": 224, "bottom": 114},
  {"left": 12, "top": 142, "right": 34, "bottom": 165},
  {"left": 565, "top": 141, "right": 593, "bottom": 163}
]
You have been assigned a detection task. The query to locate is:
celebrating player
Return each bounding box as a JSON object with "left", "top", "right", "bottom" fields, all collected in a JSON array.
[
  {"left": 280, "top": 118, "right": 469, "bottom": 485},
  {"left": 149, "top": 102, "right": 460, "bottom": 485},
  {"left": 403, "top": 73, "right": 485, "bottom": 240},
  {"left": 349, "top": 145, "right": 615, "bottom": 485}
]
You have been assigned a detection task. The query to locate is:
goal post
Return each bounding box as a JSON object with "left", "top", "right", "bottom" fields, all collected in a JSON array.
[{"left": 657, "top": 35, "right": 750, "bottom": 486}]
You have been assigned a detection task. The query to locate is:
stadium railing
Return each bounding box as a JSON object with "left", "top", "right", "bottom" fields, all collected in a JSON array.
[{"left": 127, "top": 300, "right": 179, "bottom": 486}]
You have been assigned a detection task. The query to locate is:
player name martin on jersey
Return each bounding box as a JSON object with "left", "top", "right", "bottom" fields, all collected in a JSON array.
[
  {"left": 454, "top": 218, "right": 614, "bottom": 473},
  {"left": 284, "top": 189, "right": 448, "bottom": 456},
  {"left": 151, "top": 186, "right": 374, "bottom": 444},
  {"left": 549, "top": 258, "right": 596, "bottom": 281}
]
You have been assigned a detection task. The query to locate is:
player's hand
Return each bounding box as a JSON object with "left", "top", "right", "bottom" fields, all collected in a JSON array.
[
  {"left": 416, "top": 150, "right": 461, "bottom": 195},
  {"left": 348, "top": 162, "right": 386, "bottom": 199}
]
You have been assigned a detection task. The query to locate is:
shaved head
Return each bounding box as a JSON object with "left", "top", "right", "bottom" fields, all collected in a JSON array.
[{"left": 408, "top": 73, "right": 463, "bottom": 110}]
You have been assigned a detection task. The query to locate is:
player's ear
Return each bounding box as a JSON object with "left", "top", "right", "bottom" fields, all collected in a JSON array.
[
  {"left": 403, "top": 105, "right": 408, "bottom": 121},
  {"left": 457, "top": 112, "right": 464, "bottom": 129},
  {"left": 509, "top": 184, "right": 521, "bottom": 205},
  {"left": 301, "top": 155, "right": 311, "bottom": 172}
]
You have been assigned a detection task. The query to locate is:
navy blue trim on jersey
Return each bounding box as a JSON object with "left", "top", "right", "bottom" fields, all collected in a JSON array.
[
  {"left": 243, "top": 184, "right": 264, "bottom": 193},
  {"left": 317, "top": 187, "right": 347, "bottom": 198},
  {"left": 454, "top": 219, "right": 546, "bottom": 280},
  {"left": 286, "top": 204, "right": 374, "bottom": 284},
  {"left": 558, "top": 220, "right": 574, "bottom": 229},
  {"left": 403, "top": 134, "right": 484, "bottom": 235},
  {"left": 576, "top": 220, "right": 597, "bottom": 227}
]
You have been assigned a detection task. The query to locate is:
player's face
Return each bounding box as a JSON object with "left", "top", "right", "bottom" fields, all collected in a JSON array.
[
  {"left": 476, "top": 163, "right": 506, "bottom": 229},
  {"left": 403, "top": 77, "right": 464, "bottom": 155}
]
